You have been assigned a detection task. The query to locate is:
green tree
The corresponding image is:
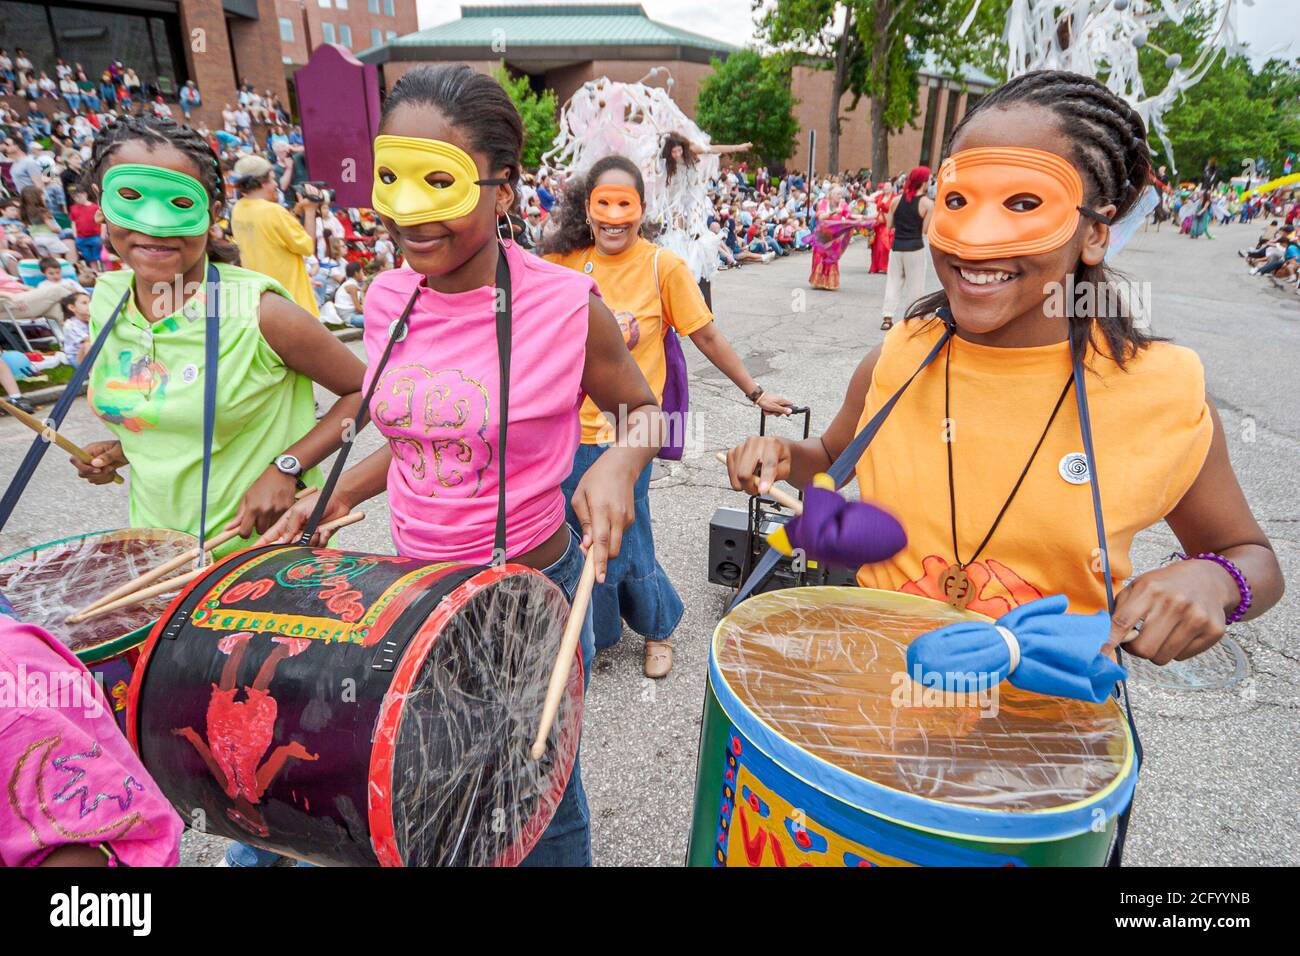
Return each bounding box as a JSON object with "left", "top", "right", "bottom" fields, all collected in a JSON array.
[
  {"left": 493, "top": 64, "right": 558, "bottom": 169},
  {"left": 1139, "top": 8, "right": 1300, "bottom": 178},
  {"left": 695, "top": 49, "right": 800, "bottom": 165},
  {"left": 754, "top": 0, "right": 1006, "bottom": 176}
]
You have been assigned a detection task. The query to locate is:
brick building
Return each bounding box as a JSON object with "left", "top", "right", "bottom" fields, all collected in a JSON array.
[
  {"left": 274, "top": 0, "right": 418, "bottom": 68},
  {"left": 0, "top": 0, "right": 418, "bottom": 131},
  {"left": 358, "top": 2, "right": 995, "bottom": 177},
  {"left": 0, "top": 0, "right": 290, "bottom": 130}
]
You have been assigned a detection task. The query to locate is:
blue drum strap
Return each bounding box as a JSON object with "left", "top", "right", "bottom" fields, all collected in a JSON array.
[
  {"left": 197, "top": 263, "right": 221, "bottom": 561},
  {"left": 727, "top": 312, "right": 956, "bottom": 612},
  {"left": 1070, "top": 334, "right": 1142, "bottom": 867},
  {"left": 0, "top": 287, "right": 129, "bottom": 533}
]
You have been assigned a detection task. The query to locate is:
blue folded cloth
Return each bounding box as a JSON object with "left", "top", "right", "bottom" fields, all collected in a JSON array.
[{"left": 906, "top": 594, "right": 1127, "bottom": 704}]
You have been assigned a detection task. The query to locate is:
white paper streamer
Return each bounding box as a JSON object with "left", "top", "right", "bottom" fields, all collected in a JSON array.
[{"left": 984, "top": 1, "right": 1244, "bottom": 174}]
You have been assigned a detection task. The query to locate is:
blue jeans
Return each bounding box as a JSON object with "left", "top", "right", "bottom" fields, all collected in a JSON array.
[
  {"left": 519, "top": 526, "right": 594, "bottom": 867},
  {"left": 561, "top": 444, "right": 683, "bottom": 650},
  {"left": 224, "top": 843, "right": 314, "bottom": 868}
]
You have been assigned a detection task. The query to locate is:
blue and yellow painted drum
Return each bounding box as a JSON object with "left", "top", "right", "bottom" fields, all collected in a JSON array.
[{"left": 687, "top": 588, "right": 1137, "bottom": 867}]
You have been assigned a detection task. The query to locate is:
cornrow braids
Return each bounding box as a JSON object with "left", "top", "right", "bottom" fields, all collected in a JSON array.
[
  {"left": 85, "top": 113, "right": 238, "bottom": 264},
  {"left": 906, "top": 69, "right": 1159, "bottom": 366}
]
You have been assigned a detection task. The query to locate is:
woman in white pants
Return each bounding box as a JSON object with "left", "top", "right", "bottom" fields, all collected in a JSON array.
[{"left": 880, "top": 165, "right": 933, "bottom": 330}]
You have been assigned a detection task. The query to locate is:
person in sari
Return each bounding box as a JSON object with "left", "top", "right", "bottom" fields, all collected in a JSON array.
[
  {"left": 871, "top": 180, "right": 895, "bottom": 273},
  {"left": 809, "top": 186, "right": 871, "bottom": 290}
]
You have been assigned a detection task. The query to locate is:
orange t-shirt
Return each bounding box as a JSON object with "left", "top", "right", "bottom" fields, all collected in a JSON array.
[
  {"left": 853, "top": 321, "right": 1214, "bottom": 616},
  {"left": 546, "top": 238, "right": 712, "bottom": 443}
]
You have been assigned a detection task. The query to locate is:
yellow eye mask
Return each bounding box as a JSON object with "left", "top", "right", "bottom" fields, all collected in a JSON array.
[
  {"left": 927, "top": 147, "right": 1113, "bottom": 260},
  {"left": 371, "top": 134, "right": 510, "bottom": 226}
]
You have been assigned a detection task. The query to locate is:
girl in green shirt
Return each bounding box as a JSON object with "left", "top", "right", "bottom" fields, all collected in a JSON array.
[{"left": 70, "top": 115, "right": 365, "bottom": 555}]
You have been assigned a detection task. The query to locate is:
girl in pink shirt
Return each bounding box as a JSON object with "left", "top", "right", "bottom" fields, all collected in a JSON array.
[
  {"left": 265, "top": 65, "right": 662, "bottom": 867},
  {"left": 0, "top": 612, "right": 182, "bottom": 867}
]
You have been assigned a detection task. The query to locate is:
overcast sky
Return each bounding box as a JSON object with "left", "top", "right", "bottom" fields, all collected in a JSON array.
[{"left": 415, "top": 0, "right": 1299, "bottom": 66}]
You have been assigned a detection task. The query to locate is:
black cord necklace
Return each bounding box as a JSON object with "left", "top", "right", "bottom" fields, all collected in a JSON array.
[{"left": 941, "top": 336, "right": 1075, "bottom": 608}]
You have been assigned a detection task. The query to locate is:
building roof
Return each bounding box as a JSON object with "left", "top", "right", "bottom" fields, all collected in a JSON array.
[{"left": 380, "top": 4, "right": 736, "bottom": 55}]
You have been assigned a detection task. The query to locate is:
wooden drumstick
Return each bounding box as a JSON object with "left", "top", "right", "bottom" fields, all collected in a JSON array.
[
  {"left": 67, "top": 563, "right": 210, "bottom": 625},
  {"left": 76, "top": 486, "right": 320, "bottom": 617},
  {"left": 714, "top": 451, "right": 803, "bottom": 515},
  {"left": 316, "top": 511, "right": 365, "bottom": 536},
  {"left": 0, "top": 397, "right": 124, "bottom": 484},
  {"left": 531, "top": 547, "right": 597, "bottom": 760},
  {"left": 68, "top": 511, "right": 365, "bottom": 625}
]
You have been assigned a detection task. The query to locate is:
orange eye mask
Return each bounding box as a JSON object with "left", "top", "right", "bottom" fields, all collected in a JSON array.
[
  {"left": 588, "top": 184, "right": 642, "bottom": 225},
  {"left": 928, "top": 147, "right": 1113, "bottom": 260}
]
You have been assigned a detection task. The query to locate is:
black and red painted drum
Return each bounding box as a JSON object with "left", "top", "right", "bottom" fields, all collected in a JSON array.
[{"left": 128, "top": 544, "right": 583, "bottom": 867}]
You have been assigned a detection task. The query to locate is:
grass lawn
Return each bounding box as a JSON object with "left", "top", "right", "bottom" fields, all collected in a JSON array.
[{"left": 17, "top": 362, "right": 75, "bottom": 394}]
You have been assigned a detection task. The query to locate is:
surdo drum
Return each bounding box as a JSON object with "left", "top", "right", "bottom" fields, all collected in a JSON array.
[
  {"left": 688, "top": 587, "right": 1137, "bottom": 867},
  {"left": 129, "top": 543, "right": 583, "bottom": 866}
]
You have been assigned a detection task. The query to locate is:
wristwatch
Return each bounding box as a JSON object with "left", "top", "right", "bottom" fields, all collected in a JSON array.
[
  {"left": 274, "top": 453, "right": 302, "bottom": 477},
  {"left": 274, "top": 454, "right": 306, "bottom": 489},
  {"left": 746, "top": 385, "right": 765, "bottom": 404}
]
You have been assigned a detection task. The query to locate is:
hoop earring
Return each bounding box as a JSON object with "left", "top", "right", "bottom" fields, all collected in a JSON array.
[{"left": 496, "top": 213, "right": 515, "bottom": 249}]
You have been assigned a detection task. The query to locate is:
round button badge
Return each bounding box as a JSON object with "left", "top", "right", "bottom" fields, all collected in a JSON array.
[
  {"left": 1058, "top": 452, "right": 1090, "bottom": 485},
  {"left": 387, "top": 319, "right": 408, "bottom": 342}
]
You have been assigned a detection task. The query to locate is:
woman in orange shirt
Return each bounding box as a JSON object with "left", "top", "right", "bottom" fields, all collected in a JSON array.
[
  {"left": 546, "top": 155, "right": 792, "bottom": 677},
  {"left": 726, "top": 70, "right": 1283, "bottom": 663}
]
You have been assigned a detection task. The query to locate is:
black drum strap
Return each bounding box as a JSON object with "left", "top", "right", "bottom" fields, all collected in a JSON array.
[
  {"left": 196, "top": 262, "right": 221, "bottom": 561},
  {"left": 1069, "top": 333, "right": 1142, "bottom": 867},
  {"left": 301, "top": 245, "right": 513, "bottom": 559},
  {"left": 492, "top": 249, "right": 511, "bottom": 561}
]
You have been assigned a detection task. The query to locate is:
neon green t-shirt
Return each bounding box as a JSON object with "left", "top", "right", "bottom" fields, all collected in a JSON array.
[{"left": 87, "top": 261, "right": 322, "bottom": 556}]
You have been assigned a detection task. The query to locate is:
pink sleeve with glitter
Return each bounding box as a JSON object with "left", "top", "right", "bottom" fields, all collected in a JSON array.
[{"left": 0, "top": 620, "right": 183, "bottom": 867}]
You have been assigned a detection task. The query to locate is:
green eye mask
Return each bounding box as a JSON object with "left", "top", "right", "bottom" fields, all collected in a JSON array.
[{"left": 101, "top": 164, "right": 212, "bottom": 237}]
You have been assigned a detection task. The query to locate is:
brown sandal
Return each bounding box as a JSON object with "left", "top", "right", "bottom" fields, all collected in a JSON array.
[
  {"left": 644, "top": 640, "right": 673, "bottom": 679},
  {"left": 880, "top": 318, "right": 893, "bottom": 331}
]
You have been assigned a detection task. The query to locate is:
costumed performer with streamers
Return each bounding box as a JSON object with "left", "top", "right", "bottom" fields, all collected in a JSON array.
[
  {"left": 727, "top": 71, "right": 1282, "bottom": 680},
  {"left": 262, "top": 65, "right": 664, "bottom": 867},
  {"left": 544, "top": 155, "right": 793, "bottom": 678},
  {"left": 70, "top": 114, "right": 366, "bottom": 554}
]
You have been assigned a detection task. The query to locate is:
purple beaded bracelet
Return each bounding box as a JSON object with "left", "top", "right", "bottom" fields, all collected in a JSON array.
[{"left": 1176, "top": 552, "right": 1253, "bottom": 625}]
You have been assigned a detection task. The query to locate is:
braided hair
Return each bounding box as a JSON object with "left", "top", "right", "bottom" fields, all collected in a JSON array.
[
  {"left": 541, "top": 155, "right": 646, "bottom": 258},
  {"left": 85, "top": 113, "right": 238, "bottom": 264},
  {"left": 906, "top": 70, "right": 1157, "bottom": 365}
]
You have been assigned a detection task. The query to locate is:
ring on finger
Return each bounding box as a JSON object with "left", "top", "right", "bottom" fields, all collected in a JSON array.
[{"left": 1121, "top": 618, "right": 1145, "bottom": 643}]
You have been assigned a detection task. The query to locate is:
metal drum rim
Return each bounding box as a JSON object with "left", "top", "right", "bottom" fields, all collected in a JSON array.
[
  {"left": 1, "top": 527, "right": 198, "bottom": 665},
  {"left": 710, "top": 586, "right": 1138, "bottom": 843}
]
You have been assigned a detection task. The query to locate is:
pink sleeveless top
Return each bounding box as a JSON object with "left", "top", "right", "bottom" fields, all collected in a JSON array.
[{"left": 361, "top": 242, "right": 595, "bottom": 563}]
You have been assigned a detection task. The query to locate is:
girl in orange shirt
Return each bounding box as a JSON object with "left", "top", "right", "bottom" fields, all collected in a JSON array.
[{"left": 726, "top": 70, "right": 1283, "bottom": 665}]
